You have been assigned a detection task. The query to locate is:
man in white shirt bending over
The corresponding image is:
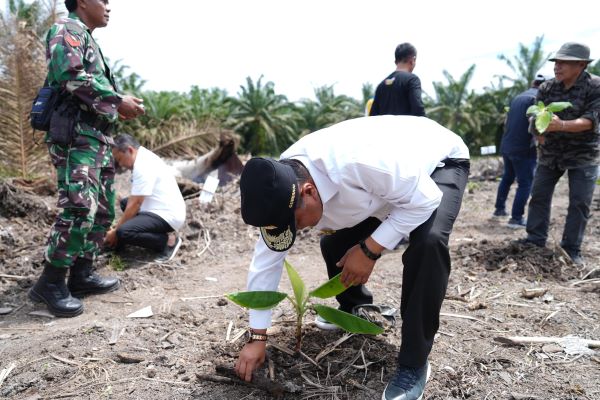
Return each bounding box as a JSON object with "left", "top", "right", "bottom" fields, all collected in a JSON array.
[
  {"left": 105, "top": 134, "right": 186, "bottom": 262},
  {"left": 235, "top": 115, "right": 470, "bottom": 400}
]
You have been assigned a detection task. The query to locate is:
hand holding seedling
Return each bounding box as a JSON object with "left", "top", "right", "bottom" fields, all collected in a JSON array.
[
  {"left": 336, "top": 244, "right": 377, "bottom": 287},
  {"left": 545, "top": 114, "right": 566, "bottom": 133},
  {"left": 526, "top": 101, "right": 572, "bottom": 133}
]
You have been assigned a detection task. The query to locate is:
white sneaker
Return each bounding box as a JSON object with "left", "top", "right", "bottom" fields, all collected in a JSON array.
[{"left": 314, "top": 315, "right": 340, "bottom": 331}]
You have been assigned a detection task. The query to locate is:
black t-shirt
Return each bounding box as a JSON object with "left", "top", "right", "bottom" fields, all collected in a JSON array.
[{"left": 370, "top": 70, "right": 425, "bottom": 117}]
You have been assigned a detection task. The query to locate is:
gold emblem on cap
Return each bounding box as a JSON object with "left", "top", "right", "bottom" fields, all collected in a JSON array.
[
  {"left": 289, "top": 184, "right": 296, "bottom": 209},
  {"left": 319, "top": 229, "right": 336, "bottom": 235},
  {"left": 261, "top": 226, "right": 293, "bottom": 251}
]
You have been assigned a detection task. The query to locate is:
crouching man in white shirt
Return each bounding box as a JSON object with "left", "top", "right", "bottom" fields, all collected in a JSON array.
[
  {"left": 235, "top": 116, "right": 470, "bottom": 400},
  {"left": 105, "top": 134, "right": 186, "bottom": 262}
]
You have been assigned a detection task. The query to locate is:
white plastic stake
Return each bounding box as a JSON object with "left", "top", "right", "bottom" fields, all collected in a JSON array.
[{"left": 199, "top": 175, "right": 220, "bottom": 204}]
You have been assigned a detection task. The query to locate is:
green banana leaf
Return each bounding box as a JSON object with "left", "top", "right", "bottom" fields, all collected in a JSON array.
[
  {"left": 535, "top": 111, "right": 553, "bottom": 133},
  {"left": 526, "top": 104, "right": 540, "bottom": 116},
  {"left": 547, "top": 101, "right": 572, "bottom": 113},
  {"left": 314, "top": 304, "right": 384, "bottom": 335},
  {"left": 309, "top": 273, "right": 347, "bottom": 299},
  {"left": 226, "top": 291, "right": 287, "bottom": 310},
  {"left": 285, "top": 260, "right": 306, "bottom": 310}
]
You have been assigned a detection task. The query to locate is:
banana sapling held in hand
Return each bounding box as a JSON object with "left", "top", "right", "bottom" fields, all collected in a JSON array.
[{"left": 526, "top": 101, "right": 572, "bottom": 133}]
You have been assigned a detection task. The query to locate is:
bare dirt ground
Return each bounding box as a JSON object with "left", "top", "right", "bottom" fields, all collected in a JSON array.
[{"left": 1, "top": 158, "right": 599, "bottom": 400}]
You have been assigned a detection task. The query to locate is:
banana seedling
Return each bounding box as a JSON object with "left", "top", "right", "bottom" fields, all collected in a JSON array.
[
  {"left": 227, "top": 260, "right": 383, "bottom": 351},
  {"left": 526, "top": 101, "right": 572, "bottom": 133}
]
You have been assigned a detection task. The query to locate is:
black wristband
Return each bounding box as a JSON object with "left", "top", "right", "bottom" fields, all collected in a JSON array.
[{"left": 359, "top": 239, "right": 381, "bottom": 260}]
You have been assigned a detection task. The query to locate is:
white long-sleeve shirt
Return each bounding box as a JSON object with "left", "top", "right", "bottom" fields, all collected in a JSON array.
[{"left": 247, "top": 115, "right": 469, "bottom": 328}]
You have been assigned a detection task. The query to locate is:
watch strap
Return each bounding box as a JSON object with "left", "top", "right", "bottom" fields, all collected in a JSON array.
[
  {"left": 247, "top": 330, "right": 268, "bottom": 342},
  {"left": 359, "top": 239, "right": 381, "bottom": 260}
]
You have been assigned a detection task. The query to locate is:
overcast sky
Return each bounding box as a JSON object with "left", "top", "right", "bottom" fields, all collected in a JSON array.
[{"left": 5, "top": 0, "right": 600, "bottom": 101}]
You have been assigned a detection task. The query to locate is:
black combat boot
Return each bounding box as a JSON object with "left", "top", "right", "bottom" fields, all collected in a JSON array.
[
  {"left": 68, "top": 258, "right": 120, "bottom": 296},
  {"left": 28, "top": 262, "right": 84, "bottom": 317}
]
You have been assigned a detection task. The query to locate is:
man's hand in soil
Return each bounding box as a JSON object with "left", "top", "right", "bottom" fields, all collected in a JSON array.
[
  {"left": 336, "top": 237, "right": 383, "bottom": 287},
  {"left": 104, "top": 228, "right": 118, "bottom": 248},
  {"left": 235, "top": 339, "right": 266, "bottom": 382}
]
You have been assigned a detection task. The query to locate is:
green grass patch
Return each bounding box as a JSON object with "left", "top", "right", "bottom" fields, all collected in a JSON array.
[{"left": 108, "top": 254, "right": 127, "bottom": 271}]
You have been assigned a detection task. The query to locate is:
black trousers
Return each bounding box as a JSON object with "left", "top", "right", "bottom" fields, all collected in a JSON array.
[
  {"left": 116, "top": 198, "right": 173, "bottom": 252},
  {"left": 320, "top": 160, "right": 469, "bottom": 368}
]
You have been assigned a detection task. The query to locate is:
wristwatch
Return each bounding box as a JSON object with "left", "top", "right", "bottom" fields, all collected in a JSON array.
[
  {"left": 359, "top": 239, "right": 381, "bottom": 260},
  {"left": 247, "top": 329, "right": 268, "bottom": 343}
]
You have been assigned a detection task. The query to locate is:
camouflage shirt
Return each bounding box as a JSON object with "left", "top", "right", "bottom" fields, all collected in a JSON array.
[
  {"left": 45, "top": 13, "right": 122, "bottom": 141},
  {"left": 536, "top": 71, "right": 600, "bottom": 169}
]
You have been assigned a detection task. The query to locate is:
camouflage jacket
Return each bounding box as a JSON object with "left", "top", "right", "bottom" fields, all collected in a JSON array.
[
  {"left": 45, "top": 12, "right": 121, "bottom": 142},
  {"left": 536, "top": 71, "right": 600, "bottom": 169}
]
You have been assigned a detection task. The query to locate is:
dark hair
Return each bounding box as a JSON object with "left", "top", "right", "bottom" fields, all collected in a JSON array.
[
  {"left": 113, "top": 134, "right": 141, "bottom": 152},
  {"left": 279, "top": 159, "right": 311, "bottom": 184},
  {"left": 279, "top": 159, "right": 312, "bottom": 209},
  {"left": 65, "top": 0, "right": 77, "bottom": 12},
  {"left": 395, "top": 43, "right": 417, "bottom": 63}
]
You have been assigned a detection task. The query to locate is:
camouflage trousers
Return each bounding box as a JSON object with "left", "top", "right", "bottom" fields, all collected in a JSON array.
[{"left": 44, "top": 134, "right": 115, "bottom": 269}]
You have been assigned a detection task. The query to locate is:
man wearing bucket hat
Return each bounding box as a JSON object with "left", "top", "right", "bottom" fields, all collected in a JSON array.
[
  {"left": 520, "top": 42, "right": 600, "bottom": 266},
  {"left": 234, "top": 116, "right": 470, "bottom": 400}
]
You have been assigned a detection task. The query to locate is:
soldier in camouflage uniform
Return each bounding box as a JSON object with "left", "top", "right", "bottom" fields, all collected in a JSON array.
[
  {"left": 522, "top": 42, "right": 600, "bottom": 266},
  {"left": 29, "top": 0, "right": 145, "bottom": 317}
]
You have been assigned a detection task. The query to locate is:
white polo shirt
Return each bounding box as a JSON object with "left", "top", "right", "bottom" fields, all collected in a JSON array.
[
  {"left": 246, "top": 115, "right": 469, "bottom": 328},
  {"left": 131, "top": 146, "right": 186, "bottom": 230}
]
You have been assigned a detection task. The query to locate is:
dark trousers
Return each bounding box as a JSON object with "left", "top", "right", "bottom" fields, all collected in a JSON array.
[
  {"left": 526, "top": 164, "right": 598, "bottom": 254},
  {"left": 116, "top": 198, "right": 173, "bottom": 252},
  {"left": 320, "top": 161, "right": 469, "bottom": 368},
  {"left": 494, "top": 153, "right": 537, "bottom": 220}
]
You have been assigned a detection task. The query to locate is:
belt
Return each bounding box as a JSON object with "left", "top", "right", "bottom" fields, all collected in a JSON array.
[
  {"left": 441, "top": 158, "right": 470, "bottom": 169},
  {"left": 79, "top": 111, "right": 114, "bottom": 135}
]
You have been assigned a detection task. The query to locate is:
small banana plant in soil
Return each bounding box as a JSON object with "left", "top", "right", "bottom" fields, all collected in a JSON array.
[
  {"left": 526, "top": 101, "right": 572, "bottom": 133},
  {"left": 226, "top": 260, "right": 383, "bottom": 351}
]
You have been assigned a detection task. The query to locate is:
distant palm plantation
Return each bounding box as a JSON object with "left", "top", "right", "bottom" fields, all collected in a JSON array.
[{"left": 2, "top": 1, "right": 599, "bottom": 178}]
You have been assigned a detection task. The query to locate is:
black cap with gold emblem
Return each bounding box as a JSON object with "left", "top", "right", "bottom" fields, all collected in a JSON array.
[{"left": 240, "top": 157, "right": 299, "bottom": 252}]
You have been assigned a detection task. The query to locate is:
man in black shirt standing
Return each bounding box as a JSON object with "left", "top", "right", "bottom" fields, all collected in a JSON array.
[{"left": 370, "top": 43, "right": 426, "bottom": 117}]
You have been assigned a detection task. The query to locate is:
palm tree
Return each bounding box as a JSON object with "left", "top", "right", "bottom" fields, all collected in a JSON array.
[
  {"left": 360, "top": 82, "right": 374, "bottom": 109},
  {"left": 0, "top": 0, "right": 57, "bottom": 178},
  {"left": 124, "top": 89, "right": 221, "bottom": 158},
  {"left": 188, "top": 85, "right": 231, "bottom": 124},
  {"left": 497, "top": 36, "right": 550, "bottom": 96},
  {"left": 296, "top": 85, "right": 363, "bottom": 136},
  {"left": 111, "top": 59, "right": 146, "bottom": 95},
  {"left": 140, "top": 90, "right": 192, "bottom": 125},
  {"left": 427, "top": 65, "right": 498, "bottom": 152},
  {"left": 3, "top": 0, "right": 62, "bottom": 39},
  {"left": 296, "top": 100, "right": 321, "bottom": 136},
  {"left": 588, "top": 59, "right": 600, "bottom": 76},
  {"left": 228, "top": 76, "right": 298, "bottom": 155},
  {"left": 428, "top": 65, "right": 478, "bottom": 132},
  {"left": 473, "top": 83, "right": 513, "bottom": 151}
]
